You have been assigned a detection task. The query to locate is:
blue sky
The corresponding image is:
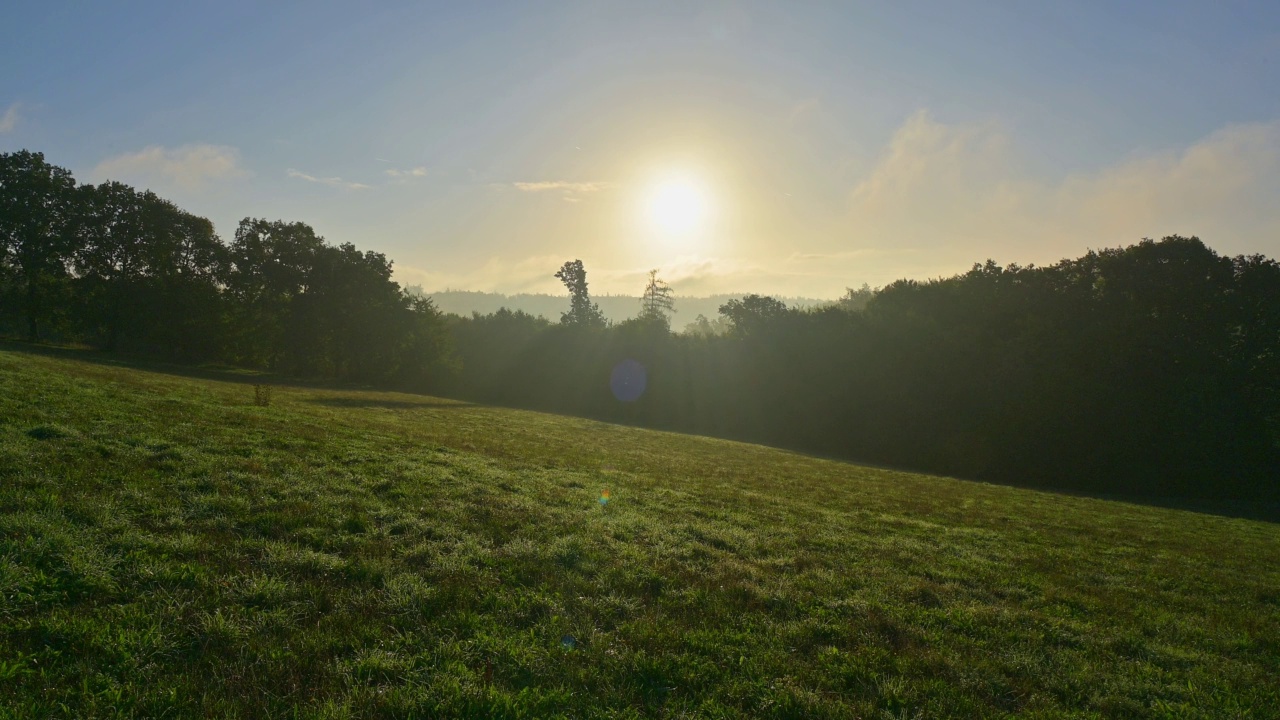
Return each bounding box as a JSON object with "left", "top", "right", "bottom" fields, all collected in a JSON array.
[{"left": 3, "top": 1, "right": 1279, "bottom": 296}]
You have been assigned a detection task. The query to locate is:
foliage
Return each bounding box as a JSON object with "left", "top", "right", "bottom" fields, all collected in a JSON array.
[
  {"left": 1, "top": 345, "right": 1277, "bottom": 717},
  {"left": 444, "top": 238, "right": 1280, "bottom": 502},
  {"left": 0, "top": 150, "right": 78, "bottom": 340},
  {"left": 225, "top": 217, "right": 328, "bottom": 367},
  {"left": 680, "top": 313, "right": 731, "bottom": 337},
  {"left": 0, "top": 151, "right": 454, "bottom": 386},
  {"left": 638, "top": 269, "right": 675, "bottom": 329},
  {"left": 554, "top": 259, "right": 607, "bottom": 328},
  {"left": 836, "top": 283, "right": 876, "bottom": 312},
  {"left": 717, "top": 294, "right": 791, "bottom": 337},
  {"left": 72, "top": 181, "right": 227, "bottom": 356}
]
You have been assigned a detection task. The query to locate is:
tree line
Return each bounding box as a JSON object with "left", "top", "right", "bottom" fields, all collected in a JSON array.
[
  {"left": 441, "top": 247, "right": 1279, "bottom": 503},
  {"left": 0, "top": 151, "right": 451, "bottom": 385},
  {"left": 4, "top": 149, "right": 1277, "bottom": 501}
]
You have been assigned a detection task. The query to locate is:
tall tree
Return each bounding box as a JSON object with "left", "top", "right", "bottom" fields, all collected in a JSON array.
[
  {"left": 225, "top": 218, "right": 326, "bottom": 366},
  {"left": 555, "top": 259, "right": 606, "bottom": 328},
  {"left": 0, "top": 151, "right": 78, "bottom": 340},
  {"left": 139, "top": 203, "right": 228, "bottom": 360},
  {"left": 638, "top": 269, "right": 675, "bottom": 328},
  {"left": 285, "top": 242, "right": 408, "bottom": 379},
  {"left": 73, "top": 182, "right": 227, "bottom": 355},
  {"left": 73, "top": 181, "right": 153, "bottom": 349}
]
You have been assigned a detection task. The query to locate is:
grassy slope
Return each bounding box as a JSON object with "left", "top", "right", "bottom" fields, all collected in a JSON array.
[{"left": 0, "top": 346, "right": 1277, "bottom": 719}]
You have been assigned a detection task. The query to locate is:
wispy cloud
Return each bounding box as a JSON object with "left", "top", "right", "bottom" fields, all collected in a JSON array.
[
  {"left": 93, "top": 144, "right": 246, "bottom": 190},
  {"left": 513, "top": 180, "right": 615, "bottom": 201},
  {"left": 385, "top": 166, "right": 427, "bottom": 178},
  {"left": 845, "top": 111, "right": 1280, "bottom": 265},
  {"left": 631, "top": 255, "right": 852, "bottom": 297},
  {"left": 784, "top": 249, "right": 919, "bottom": 263},
  {"left": 513, "top": 180, "right": 612, "bottom": 193},
  {"left": 0, "top": 103, "right": 19, "bottom": 133},
  {"left": 286, "top": 168, "right": 371, "bottom": 190},
  {"left": 396, "top": 254, "right": 571, "bottom": 293}
]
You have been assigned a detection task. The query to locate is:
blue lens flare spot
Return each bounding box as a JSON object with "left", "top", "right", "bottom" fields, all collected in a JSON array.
[{"left": 610, "top": 359, "right": 647, "bottom": 402}]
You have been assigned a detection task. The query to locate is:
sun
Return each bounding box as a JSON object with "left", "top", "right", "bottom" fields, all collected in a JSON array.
[{"left": 647, "top": 175, "right": 709, "bottom": 235}]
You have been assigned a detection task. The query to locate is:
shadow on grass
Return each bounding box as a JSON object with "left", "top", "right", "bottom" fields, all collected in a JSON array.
[
  {"left": 3, "top": 337, "right": 1275, "bottom": 523},
  {"left": 0, "top": 338, "right": 450, "bottom": 397},
  {"left": 307, "top": 397, "right": 468, "bottom": 410}
]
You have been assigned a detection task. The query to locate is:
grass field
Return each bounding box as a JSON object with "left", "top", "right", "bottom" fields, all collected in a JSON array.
[{"left": 1, "top": 344, "right": 1278, "bottom": 718}]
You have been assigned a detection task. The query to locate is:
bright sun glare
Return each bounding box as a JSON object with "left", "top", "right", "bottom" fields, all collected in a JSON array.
[{"left": 647, "top": 176, "right": 709, "bottom": 235}]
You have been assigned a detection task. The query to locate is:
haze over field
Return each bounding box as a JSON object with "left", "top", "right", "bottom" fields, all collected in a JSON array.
[
  {"left": 419, "top": 290, "right": 830, "bottom": 325},
  {"left": 3, "top": 2, "right": 1280, "bottom": 297}
]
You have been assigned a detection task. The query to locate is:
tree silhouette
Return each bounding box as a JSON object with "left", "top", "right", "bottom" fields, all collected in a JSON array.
[
  {"left": 837, "top": 283, "right": 876, "bottom": 312},
  {"left": 681, "top": 313, "right": 729, "bottom": 337},
  {"left": 718, "top": 294, "right": 790, "bottom": 337},
  {"left": 73, "top": 181, "right": 212, "bottom": 351},
  {"left": 0, "top": 151, "right": 78, "bottom": 340},
  {"left": 225, "top": 218, "right": 327, "bottom": 366},
  {"left": 555, "top": 259, "right": 606, "bottom": 328},
  {"left": 638, "top": 269, "right": 675, "bottom": 329}
]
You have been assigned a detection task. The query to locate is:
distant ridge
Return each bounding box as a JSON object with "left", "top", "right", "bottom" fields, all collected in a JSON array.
[{"left": 416, "top": 289, "right": 833, "bottom": 325}]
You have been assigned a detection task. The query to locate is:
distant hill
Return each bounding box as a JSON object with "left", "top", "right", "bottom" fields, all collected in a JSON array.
[{"left": 416, "top": 289, "right": 833, "bottom": 325}]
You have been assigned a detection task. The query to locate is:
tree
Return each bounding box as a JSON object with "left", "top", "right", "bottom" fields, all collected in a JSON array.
[
  {"left": 718, "top": 294, "right": 790, "bottom": 336},
  {"left": 71, "top": 181, "right": 229, "bottom": 356},
  {"left": 554, "top": 259, "right": 606, "bottom": 328},
  {"left": 224, "top": 218, "right": 326, "bottom": 366},
  {"left": 0, "top": 150, "right": 79, "bottom": 340},
  {"left": 681, "top": 313, "right": 729, "bottom": 337},
  {"left": 837, "top": 283, "right": 876, "bottom": 312},
  {"left": 75, "top": 182, "right": 165, "bottom": 349},
  {"left": 638, "top": 269, "right": 675, "bottom": 328},
  {"left": 396, "top": 293, "right": 457, "bottom": 388},
  {"left": 284, "top": 241, "right": 410, "bottom": 380},
  {"left": 146, "top": 208, "right": 228, "bottom": 361}
]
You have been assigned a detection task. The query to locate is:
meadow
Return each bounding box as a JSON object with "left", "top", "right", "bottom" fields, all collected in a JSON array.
[{"left": 0, "top": 343, "right": 1277, "bottom": 718}]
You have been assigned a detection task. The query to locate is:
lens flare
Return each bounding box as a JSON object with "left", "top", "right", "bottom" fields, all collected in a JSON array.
[
  {"left": 599, "top": 488, "right": 611, "bottom": 506},
  {"left": 610, "top": 359, "right": 647, "bottom": 402}
]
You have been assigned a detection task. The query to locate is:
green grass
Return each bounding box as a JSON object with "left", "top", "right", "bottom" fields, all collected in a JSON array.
[{"left": 1, "top": 345, "right": 1277, "bottom": 719}]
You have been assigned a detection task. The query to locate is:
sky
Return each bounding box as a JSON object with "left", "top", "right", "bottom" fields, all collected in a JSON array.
[{"left": 2, "top": 1, "right": 1279, "bottom": 298}]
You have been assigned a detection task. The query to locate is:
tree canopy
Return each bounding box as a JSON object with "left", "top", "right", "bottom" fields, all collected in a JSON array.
[
  {"left": 441, "top": 238, "right": 1280, "bottom": 503},
  {"left": 554, "top": 259, "right": 606, "bottom": 328},
  {"left": 0, "top": 150, "right": 78, "bottom": 340},
  {"left": 638, "top": 269, "right": 675, "bottom": 328},
  {"left": 0, "top": 150, "right": 454, "bottom": 383}
]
